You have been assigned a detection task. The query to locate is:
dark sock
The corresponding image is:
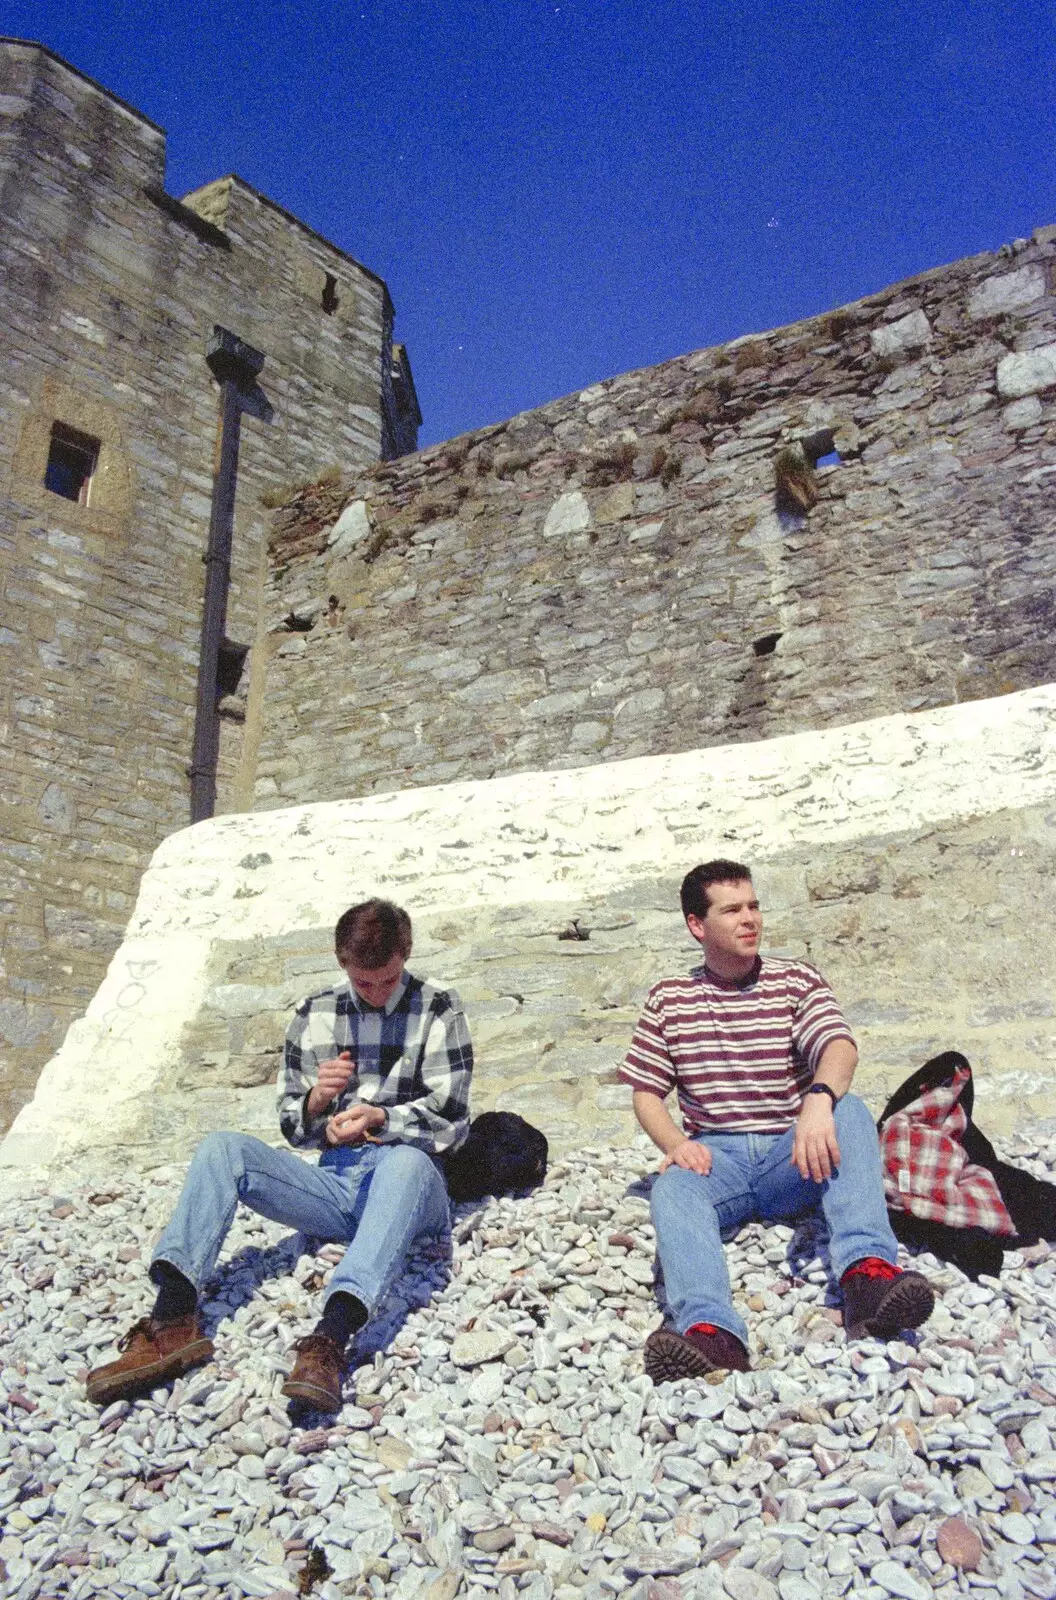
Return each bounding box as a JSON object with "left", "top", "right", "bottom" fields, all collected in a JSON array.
[
  {"left": 315, "top": 1291, "right": 369, "bottom": 1349},
  {"left": 149, "top": 1260, "right": 198, "bottom": 1323}
]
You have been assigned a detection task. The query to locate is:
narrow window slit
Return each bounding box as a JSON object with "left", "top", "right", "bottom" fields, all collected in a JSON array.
[{"left": 216, "top": 639, "right": 249, "bottom": 697}]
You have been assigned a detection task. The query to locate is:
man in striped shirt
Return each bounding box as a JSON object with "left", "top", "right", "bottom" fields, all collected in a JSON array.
[
  {"left": 87, "top": 898, "right": 472, "bottom": 1413},
  {"left": 621, "top": 860, "right": 934, "bottom": 1381}
]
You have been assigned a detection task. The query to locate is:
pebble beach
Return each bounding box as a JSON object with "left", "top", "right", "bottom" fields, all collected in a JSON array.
[{"left": 4, "top": 1130, "right": 1056, "bottom": 1600}]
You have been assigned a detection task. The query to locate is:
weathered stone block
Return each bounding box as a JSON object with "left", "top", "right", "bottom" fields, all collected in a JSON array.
[
  {"left": 615, "top": 688, "right": 665, "bottom": 721},
  {"left": 524, "top": 690, "right": 591, "bottom": 720},
  {"left": 454, "top": 670, "right": 545, "bottom": 707},
  {"left": 37, "top": 783, "right": 75, "bottom": 832},
  {"left": 1004, "top": 396, "right": 1044, "bottom": 430},
  {"left": 870, "top": 310, "right": 931, "bottom": 357},
  {"left": 968, "top": 265, "right": 1047, "bottom": 320},
  {"left": 594, "top": 483, "right": 636, "bottom": 523},
  {"left": 326, "top": 498, "right": 372, "bottom": 557},
  {"left": 543, "top": 491, "right": 591, "bottom": 539},
  {"left": 997, "top": 344, "right": 1056, "bottom": 398},
  {"left": 229, "top": 1051, "right": 281, "bottom": 1089}
]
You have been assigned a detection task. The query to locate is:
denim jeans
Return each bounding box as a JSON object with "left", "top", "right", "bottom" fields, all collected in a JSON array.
[
  {"left": 650, "top": 1093, "right": 897, "bottom": 1345},
  {"left": 152, "top": 1132, "right": 450, "bottom": 1315}
]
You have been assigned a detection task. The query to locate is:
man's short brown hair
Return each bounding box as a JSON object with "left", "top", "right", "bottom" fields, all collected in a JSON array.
[
  {"left": 680, "top": 859, "right": 752, "bottom": 921},
  {"left": 334, "top": 899, "right": 412, "bottom": 968}
]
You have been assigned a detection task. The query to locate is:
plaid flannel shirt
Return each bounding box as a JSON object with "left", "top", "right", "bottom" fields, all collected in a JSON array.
[
  {"left": 880, "top": 1063, "right": 1016, "bottom": 1235},
  {"left": 278, "top": 971, "right": 472, "bottom": 1156}
]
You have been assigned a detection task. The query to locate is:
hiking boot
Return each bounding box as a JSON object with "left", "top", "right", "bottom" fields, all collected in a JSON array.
[
  {"left": 841, "top": 1257, "right": 934, "bottom": 1339},
  {"left": 86, "top": 1315, "right": 214, "bottom": 1405},
  {"left": 644, "top": 1321, "right": 750, "bottom": 1382},
  {"left": 281, "top": 1332, "right": 345, "bottom": 1412}
]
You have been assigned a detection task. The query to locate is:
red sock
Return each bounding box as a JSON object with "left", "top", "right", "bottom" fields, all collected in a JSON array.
[
  {"left": 841, "top": 1257, "right": 901, "bottom": 1285},
  {"left": 686, "top": 1321, "right": 719, "bottom": 1336}
]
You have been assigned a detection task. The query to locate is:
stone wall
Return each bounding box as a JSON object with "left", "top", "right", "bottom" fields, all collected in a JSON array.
[
  {"left": 3, "top": 685, "right": 1054, "bottom": 1190},
  {"left": 251, "top": 226, "right": 1056, "bottom": 810},
  {"left": 0, "top": 41, "right": 417, "bottom": 1128}
]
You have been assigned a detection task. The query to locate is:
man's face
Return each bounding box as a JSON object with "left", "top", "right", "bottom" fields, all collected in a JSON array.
[
  {"left": 338, "top": 949, "right": 406, "bottom": 1008},
  {"left": 686, "top": 879, "right": 762, "bottom": 966}
]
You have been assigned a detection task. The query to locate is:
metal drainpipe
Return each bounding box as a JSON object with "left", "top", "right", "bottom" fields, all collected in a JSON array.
[{"left": 188, "top": 326, "right": 266, "bottom": 824}]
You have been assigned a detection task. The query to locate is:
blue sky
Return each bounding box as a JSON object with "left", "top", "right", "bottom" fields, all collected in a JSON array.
[{"left": 8, "top": 0, "right": 1055, "bottom": 446}]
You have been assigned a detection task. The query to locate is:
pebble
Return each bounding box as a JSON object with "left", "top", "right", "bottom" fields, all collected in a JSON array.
[
  {"left": 3, "top": 1136, "right": 1056, "bottom": 1600},
  {"left": 627, "top": 1546, "right": 700, "bottom": 1577},
  {"left": 936, "top": 1516, "right": 984, "bottom": 1570},
  {"left": 1000, "top": 1511, "right": 1037, "bottom": 1544},
  {"left": 780, "top": 1537, "right": 810, "bottom": 1570},
  {"left": 473, "top": 1526, "right": 516, "bottom": 1552},
  {"left": 871, "top": 1559, "right": 933, "bottom": 1600},
  {"left": 425, "top": 1574, "right": 461, "bottom": 1600},
  {"left": 778, "top": 1579, "right": 821, "bottom": 1600},
  {"left": 451, "top": 1328, "right": 516, "bottom": 1366},
  {"left": 533, "top": 1521, "right": 573, "bottom": 1546},
  {"left": 979, "top": 1450, "right": 1016, "bottom": 1489},
  {"left": 725, "top": 1569, "right": 779, "bottom": 1600}
]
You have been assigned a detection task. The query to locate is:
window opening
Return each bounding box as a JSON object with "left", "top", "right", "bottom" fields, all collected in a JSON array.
[
  {"left": 45, "top": 423, "right": 99, "bottom": 504},
  {"left": 321, "top": 273, "right": 339, "bottom": 314},
  {"left": 752, "top": 632, "right": 782, "bottom": 658},
  {"left": 800, "top": 428, "right": 842, "bottom": 469},
  {"left": 216, "top": 639, "right": 249, "bottom": 698}
]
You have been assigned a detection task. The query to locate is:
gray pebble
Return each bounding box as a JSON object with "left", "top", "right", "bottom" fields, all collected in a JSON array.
[
  {"left": 870, "top": 1560, "right": 932, "bottom": 1600},
  {"left": 4, "top": 1136, "right": 1056, "bottom": 1598},
  {"left": 1000, "top": 1513, "right": 1037, "bottom": 1545}
]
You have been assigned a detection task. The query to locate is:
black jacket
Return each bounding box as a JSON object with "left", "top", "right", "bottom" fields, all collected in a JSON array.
[{"left": 877, "top": 1051, "right": 1056, "bottom": 1279}]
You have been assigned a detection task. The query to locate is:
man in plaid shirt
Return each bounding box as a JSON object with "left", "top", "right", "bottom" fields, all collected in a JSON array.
[{"left": 87, "top": 899, "right": 472, "bottom": 1413}]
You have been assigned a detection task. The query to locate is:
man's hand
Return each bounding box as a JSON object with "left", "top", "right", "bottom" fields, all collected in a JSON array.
[
  {"left": 660, "top": 1138, "right": 713, "bottom": 1175},
  {"left": 326, "top": 1103, "right": 386, "bottom": 1147},
  {"left": 306, "top": 1051, "right": 355, "bottom": 1119},
  {"left": 792, "top": 1096, "right": 841, "bottom": 1181}
]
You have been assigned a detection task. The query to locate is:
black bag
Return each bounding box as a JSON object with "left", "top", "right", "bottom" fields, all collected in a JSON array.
[{"left": 441, "top": 1111, "right": 548, "bottom": 1203}]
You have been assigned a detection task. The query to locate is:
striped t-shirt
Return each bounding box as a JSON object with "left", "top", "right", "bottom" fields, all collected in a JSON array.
[{"left": 619, "top": 957, "right": 855, "bottom": 1134}]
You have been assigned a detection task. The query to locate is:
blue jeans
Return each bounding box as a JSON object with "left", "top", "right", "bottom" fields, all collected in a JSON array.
[
  {"left": 650, "top": 1093, "right": 897, "bottom": 1346},
  {"left": 152, "top": 1132, "right": 450, "bottom": 1315}
]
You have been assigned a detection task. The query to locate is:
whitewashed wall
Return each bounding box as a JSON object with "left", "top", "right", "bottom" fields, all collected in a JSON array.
[{"left": 3, "top": 684, "right": 1056, "bottom": 1190}]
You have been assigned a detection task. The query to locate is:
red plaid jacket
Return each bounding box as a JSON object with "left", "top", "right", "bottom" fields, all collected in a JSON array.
[{"left": 880, "top": 1063, "right": 1016, "bottom": 1235}]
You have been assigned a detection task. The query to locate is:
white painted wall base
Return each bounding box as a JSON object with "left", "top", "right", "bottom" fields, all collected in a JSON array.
[{"left": 3, "top": 684, "right": 1055, "bottom": 1190}]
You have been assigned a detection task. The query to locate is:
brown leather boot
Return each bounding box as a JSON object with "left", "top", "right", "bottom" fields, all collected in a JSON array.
[
  {"left": 841, "top": 1258, "right": 934, "bottom": 1339},
  {"left": 644, "top": 1321, "right": 750, "bottom": 1382},
  {"left": 86, "top": 1315, "right": 214, "bottom": 1405},
  {"left": 281, "top": 1332, "right": 345, "bottom": 1412}
]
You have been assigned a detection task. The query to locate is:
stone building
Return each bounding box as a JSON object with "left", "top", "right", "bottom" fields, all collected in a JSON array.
[
  {"left": 4, "top": 40, "right": 1056, "bottom": 1146},
  {"left": 0, "top": 39, "right": 419, "bottom": 1127},
  {"left": 252, "top": 226, "right": 1056, "bottom": 810}
]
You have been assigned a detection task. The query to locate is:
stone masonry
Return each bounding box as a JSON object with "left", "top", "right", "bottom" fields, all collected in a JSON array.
[
  {"left": 3, "top": 37, "right": 1056, "bottom": 1149},
  {"left": 0, "top": 40, "right": 419, "bottom": 1129},
  {"left": 247, "top": 226, "right": 1056, "bottom": 810},
  {"left": 3, "top": 685, "right": 1054, "bottom": 1187}
]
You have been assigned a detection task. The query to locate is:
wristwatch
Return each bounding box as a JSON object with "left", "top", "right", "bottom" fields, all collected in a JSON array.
[{"left": 805, "top": 1083, "right": 839, "bottom": 1108}]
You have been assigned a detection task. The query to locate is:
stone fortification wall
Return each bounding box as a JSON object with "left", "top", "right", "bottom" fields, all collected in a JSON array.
[
  {"left": 252, "top": 226, "right": 1056, "bottom": 810},
  {"left": 0, "top": 41, "right": 415, "bottom": 1128},
  {"left": 3, "top": 685, "right": 1054, "bottom": 1192}
]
